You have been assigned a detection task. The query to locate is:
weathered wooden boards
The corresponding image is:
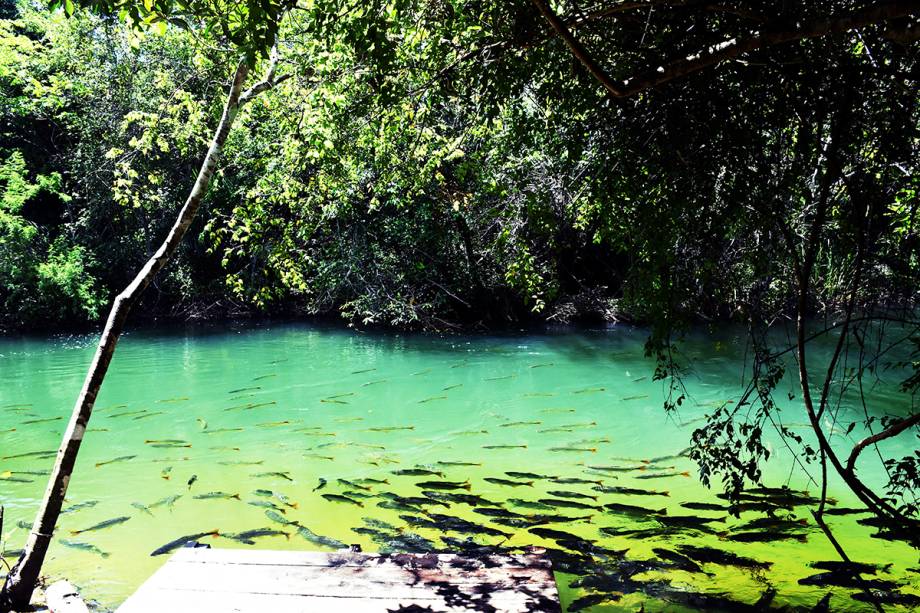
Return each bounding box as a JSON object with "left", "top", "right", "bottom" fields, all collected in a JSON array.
[{"left": 117, "top": 548, "right": 560, "bottom": 612}]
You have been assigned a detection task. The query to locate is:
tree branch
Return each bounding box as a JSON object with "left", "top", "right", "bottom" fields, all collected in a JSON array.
[
  {"left": 240, "top": 44, "right": 290, "bottom": 105},
  {"left": 847, "top": 413, "right": 920, "bottom": 474},
  {"left": 532, "top": 0, "right": 919, "bottom": 98}
]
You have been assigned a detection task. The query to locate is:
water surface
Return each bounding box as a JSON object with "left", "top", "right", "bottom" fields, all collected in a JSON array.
[{"left": 0, "top": 323, "right": 916, "bottom": 611}]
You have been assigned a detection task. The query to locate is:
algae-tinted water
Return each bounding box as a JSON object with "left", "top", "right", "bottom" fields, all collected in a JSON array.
[{"left": 0, "top": 323, "right": 916, "bottom": 611}]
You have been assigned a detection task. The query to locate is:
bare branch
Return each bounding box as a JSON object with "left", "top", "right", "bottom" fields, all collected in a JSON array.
[
  {"left": 240, "top": 44, "right": 290, "bottom": 105},
  {"left": 847, "top": 413, "right": 920, "bottom": 474}
]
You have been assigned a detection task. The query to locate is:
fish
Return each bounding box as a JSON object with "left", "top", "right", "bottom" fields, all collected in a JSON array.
[
  {"left": 226, "top": 401, "right": 277, "bottom": 411},
  {"left": 197, "top": 418, "right": 208, "bottom": 430},
  {"left": 538, "top": 428, "right": 575, "bottom": 434},
  {"left": 530, "top": 362, "right": 554, "bottom": 368},
  {"left": 253, "top": 490, "right": 298, "bottom": 509},
  {"left": 252, "top": 471, "right": 293, "bottom": 482},
  {"left": 337, "top": 478, "right": 370, "bottom": 491},
  {"left": 726, "top": 531, "right": 808, "bottom": 543},
  {"left": 681, "top": 502, "right": 726, "bottom": 511},
  {"left": 228, "top": 386, "right": 261, "bottom": 394},
  {"left": 60, "top": 500, "right": 100, "bottom": 514},
  {"left": 160, "top": 467, "right": 173, "bottom": 480},
  {"left": 593, "top": 485, "right": 669, "bottom": 497},
  {"left": 192, "top": 491, "right": 240, "bottom": 500},
  {"left": 144, "top": 439, "right": 188, "bottom": 445},
  {"left": 621, "top": 395, "right": 649, "bottom": 401},
  {"left": 675, "top": 544, "right": 772, "bottom": 570},
  {"left": 484, "top": 375, "right": 515, "bottom": 381},
  {"left": 560, "top": 422, "right": 597, "bottom": 429},
  {"left": 21, "top": 416, "right": 62, "bottom": 425},
  {"left": 59, "top": 539, "right": 110, "bottom": 557},
  {"left": 365, "top": 426, "right": 414, "bottom": 432},
  {"left": 482, "top": 445, "right": 527, "bottom": 450},
  {"left": 499, "top": 421, "right": 541, "bottom": 428},
  {"left": 252, "top": 374, "right": 277, "bottom": 381},
  {"left": 296, "top": 525, "right": 346, "bottom": 549},
  {"left": 217, "top": 460, "right": 264, "bottom": 466},
  {"left": 652, "top": 548, "right": 705, "bottom": 574},
  {"left": 635, "top": 470, "right": 690, "bottom": 480},
  {"left": 313, "top": 478, "right": 327, "bottom": 491},
  {"left": 71, "top": 516, "right": 131, "bottom": 535},
  {"left": 342, "top": 490, "right": 375, "bottom": 499},
  {"left": 95, "top": 455, "right": 136, "bottom": 468},
  {"left": 505, "top": 471, "right": 549, "bottom": 480},
  {"left": 418, "top": 396, "right": 447, "bottom": 403},
  {"left": 604, "top": 502, "right": 666, "bottom": 517},
  {"left": 379, "top": 492, "right": 448, "bottom": 508},
  {"left": 319, "top": 399, "right": 348, "bottom": 405},
  {"left": 108, "top": 410, "right": 147, "bottom": 418},
  {"left": 547, "top": 490, "right": 597, "bottom": 501},
  {"left": 351, "top": 368, "right": 377, "bottom": 374},
  {"left": 572, "top": 387, "right": 605, "bottom": 394},
  {"left": 415, "top": 480, "right": 471, "bottom": 491},
  {"left": 524, "top": 392, "right": 556, "bottom": 397},
  {"left": 304, "top": 454, "right": 335, "bottom": 461},
  {"left": 393, "top": 468, "right": 444, "bottom": 478},
  {"left": 539, "top": 407, "right": 575, "bottom": 414},
  {"left": 355, "top": 478, "right": 389, "bottom": 486},
  {"left": 202, "top": 428, "right": 245, "bottom": 434},
  {"left": 442, "top": 384, "right": 463, "bottom": 391},
  {"left": 549, "top": 447, "right": 597, "bottom": 453},
  {"left": 131, "top": 502, "right": 154, "bottom": 516},
  {"left": 149, "top": 495, "right": 182, "bottom": 510},
  {"left": 265, "top": 510, "right": 299, "bottom": 526},
  {"left": 411, "top": 369, "right": 431, "bottom": 376},
  {"left": 551, "top": 477, "right": 602, "bottom": 485},
  {"left": 484, "top": 478, "right": 533, "bottom": 488},
  {"left": 148, "top": 442, "right": 191, "bottom": 448},
  {"left": 423, "top": 513, "right": 512, "bottom": 538},
  {"left": 321, "top": 493, "right": 363, "bottom": 507},
  {"left": 585, "top": 464, "right": 647, "bottom": 473},
  {"left": 422, "top": 491, "right": 501, "bottom": 507},
  {"left": 224, "top": 528, "right": 290, "bottom": 544},
  {"left": 508, "top": 499, "right": 555, "bottom": 511},
  {"left": 151, "top": 530, "right": 220, "bottom": 556},
  {"left": 187, "top": 475, "right": 198, "bottom": 490},
  {"left": 0, "top": 475, "right": 31, "bottom": 483},
  {"left": 247, "top": 500, "right": 286, "bottom": 513},
  {"left": 436, "top": 461, "right": 481, "bottom": 467},
  {"left": 325, "top": 392, "right": 355, "bottom": 400},
  {"left": 540, "top": 498, "right": 601, "bottom": 511},
  {"left": 157, "top": 397, "right": 190, "bottom": 403},
  {"left": 257, "top": 420, "right": 292, "bottom": 427}
]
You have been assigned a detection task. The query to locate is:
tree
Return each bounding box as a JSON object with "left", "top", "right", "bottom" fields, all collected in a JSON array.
[
  {"left": 0, "top": 1, "right": 289, "bottom": 608},
  {"left": 524, "top": 0, "right": 919, "bottom": 536}
]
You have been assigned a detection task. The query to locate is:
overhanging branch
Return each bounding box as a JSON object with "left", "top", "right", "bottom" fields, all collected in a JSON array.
[{"left": 532, "top": 0, "right": 919, "bottom": 97}]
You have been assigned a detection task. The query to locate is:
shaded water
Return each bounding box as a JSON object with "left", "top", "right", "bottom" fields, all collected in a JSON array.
[{"left": 0, "top": 323, "right": 916, "bottom": 611}]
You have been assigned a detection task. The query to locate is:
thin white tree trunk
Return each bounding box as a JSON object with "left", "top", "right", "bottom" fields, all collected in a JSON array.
[{"left": 0, "top": 55, "right": 276, "bottom": 611}]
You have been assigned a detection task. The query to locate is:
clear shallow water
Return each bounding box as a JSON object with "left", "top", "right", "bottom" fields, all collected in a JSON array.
[{"left": 0, "top": 322, "right": 916, "bottom": 611}]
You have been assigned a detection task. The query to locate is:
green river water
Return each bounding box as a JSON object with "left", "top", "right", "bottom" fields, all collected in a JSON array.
[{"left": 0, "top": 322, "right": 916, "bottom": 611}]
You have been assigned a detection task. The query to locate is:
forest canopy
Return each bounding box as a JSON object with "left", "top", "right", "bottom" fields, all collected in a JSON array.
[{"left": 1, "top": 0, "right": 917, "bottom": 331}]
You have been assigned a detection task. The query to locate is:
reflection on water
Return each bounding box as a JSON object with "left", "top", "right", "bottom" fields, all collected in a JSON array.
[{"left": 0, "top": 323, "right": 917, "bottom": 611}]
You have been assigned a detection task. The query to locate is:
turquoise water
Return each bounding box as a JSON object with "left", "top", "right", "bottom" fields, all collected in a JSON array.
[{"left": 0, "top": 322, "right": 916, "bottom": 611}]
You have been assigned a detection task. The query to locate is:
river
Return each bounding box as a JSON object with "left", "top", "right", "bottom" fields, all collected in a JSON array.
[{"left": 0, "top": 322, "right": 916, "bottom": 611}]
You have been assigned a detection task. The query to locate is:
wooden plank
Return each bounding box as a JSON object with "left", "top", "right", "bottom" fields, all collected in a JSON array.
[
  {"left": 130, "top": 558, "right": 555, "bottom": 596},
  {"left": 167, "top": 547, "right": 552, "bottom": 569},
  {"left": 117, "top": 548, "right": 560, "bottom": 613},
  {"left": 119, "top": 589, "right": 558, "bottom": 613}
]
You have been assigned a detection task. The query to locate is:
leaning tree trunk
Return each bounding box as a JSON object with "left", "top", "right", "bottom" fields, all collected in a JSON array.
[{"left": 0, "top": 56, "right": 276, "bottom": 612}]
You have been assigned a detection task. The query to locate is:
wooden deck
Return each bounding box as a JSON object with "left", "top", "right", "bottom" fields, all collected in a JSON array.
[{"left": 116, "top": 547, "right": 560, "bottom": 612}]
